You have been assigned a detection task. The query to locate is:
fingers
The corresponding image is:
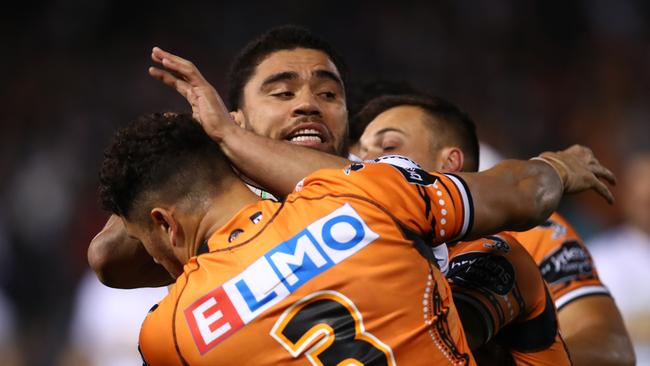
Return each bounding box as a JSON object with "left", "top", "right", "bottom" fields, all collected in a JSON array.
[
  {"left": 573, "top": 145, "right": 617, "bottom": 186},
  {"left": 148, "top": 66, "right": 192, "bottom": 99},
  {"left": 588, "top": 162, "right": 616, "bottom": 204},
  {"left": 151, "top": 46, "right": 206, "bottom": 86},
  {"left": 590, "top": 162, "right": 617, "bottom": 186},
  {"left": 546, "top": 145, "right": 617, "bottom": 204},
  {"left": 590, "top": 176, "right": 615, "bottom": 204},
  {"left": 151, "top": 48, "right": 163, "bottom": 63}
]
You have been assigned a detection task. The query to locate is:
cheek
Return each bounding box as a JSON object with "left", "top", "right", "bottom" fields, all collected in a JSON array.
[
  {"left": 324, "top": 106, "right": 348, "bottom": 137},
  {"left": 245, "top": 104, "right": 286, "bottom": 137}
]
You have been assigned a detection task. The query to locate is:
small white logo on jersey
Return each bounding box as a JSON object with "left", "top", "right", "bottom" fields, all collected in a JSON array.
[
  {"left": 250, "top": 212, "right": 263, "bottom": 224},
  {"left": 294, "top": 179, "right": 305, "bottom": 192},
  {"left": 370, "top": 155, "right": 422, "bottom": 170}
]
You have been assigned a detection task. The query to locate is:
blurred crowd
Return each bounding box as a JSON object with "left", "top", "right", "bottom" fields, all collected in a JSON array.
[{"left": 0, "top": 1, "right": 648, "bottom": 365}]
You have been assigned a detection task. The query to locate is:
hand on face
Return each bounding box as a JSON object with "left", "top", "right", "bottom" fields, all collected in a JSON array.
[{"left": 148, "top": 47, "right": 237, "bottom": 143}]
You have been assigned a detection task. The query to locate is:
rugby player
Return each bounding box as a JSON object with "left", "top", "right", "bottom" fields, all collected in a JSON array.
[
  {"left": 355, "top": 93, "right": 635, "bottom": 366},
  {"left": 144, "top": 43, "right": 619, "bottom": 364},
  {"left": 99, "top": 111, "right": 613, "bottom": 365},
  {"left": 151, "top": 51, "right": 572, "bottom": 364},
  {"left": 89, "top": 25, "right": 350, "bottom": 288},
  {"left": 89, "top": 25, "right": 618, "bottom": 364}
]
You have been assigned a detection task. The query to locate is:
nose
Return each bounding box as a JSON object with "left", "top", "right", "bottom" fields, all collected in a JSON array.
[{"left": 292, "top": 91, "right": 322, "bottom": 117}]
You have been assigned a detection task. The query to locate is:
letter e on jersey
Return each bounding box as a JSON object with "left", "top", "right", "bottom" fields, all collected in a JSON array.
[
  {"left": 184, "top": 203, "right": 379, "bottom": 356},
  {"left": 184, "top": 286, "right": 245, "bottom": 355}
]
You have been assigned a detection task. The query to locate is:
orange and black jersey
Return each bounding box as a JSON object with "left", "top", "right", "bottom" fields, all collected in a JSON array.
[
  {"left": 509, "top": 212, "right": 609, "bottom": 310},
  {"left": 447, "top": 235, "right": 571, "bottom": 366},
  {"left": 139, "top": 156, "right": 476, "bottom": 365}
]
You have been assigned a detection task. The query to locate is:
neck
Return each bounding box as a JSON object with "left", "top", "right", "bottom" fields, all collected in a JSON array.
[{"left": 185, "top": 180, "right": 260, "bottom": 259}]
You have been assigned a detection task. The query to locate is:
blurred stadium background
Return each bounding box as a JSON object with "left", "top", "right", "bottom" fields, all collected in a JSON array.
[{"left": 0, "top": 1, "right": 648, "bottom": 365}]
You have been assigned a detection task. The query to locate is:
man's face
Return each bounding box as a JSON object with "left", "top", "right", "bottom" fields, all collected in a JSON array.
[
  {"left": 237, "top": 48, "right": 348, "bottom": 156},
  {"left": 358, "top": 105, "right": 444, "bottom": 171},
  {"left": 123, "top": 218, "right": 184, "bottom": 279}
]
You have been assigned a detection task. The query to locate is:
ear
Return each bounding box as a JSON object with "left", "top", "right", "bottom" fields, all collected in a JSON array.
[
  {"left": 230, "top": 110, "right": 247, "bottom": 129},
  {"left": 150, "top": 208, "right": 183, "bottom": 248},
  {"left": 439, "top": 147, "right": 465, "bottom": 173}
]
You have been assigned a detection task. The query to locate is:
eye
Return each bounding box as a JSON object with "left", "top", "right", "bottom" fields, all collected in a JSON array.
[
  {"left": 318, "top": 91, "right": 337, "bottom": 99},
  {"left": 271, "top": 91, "right": 294, "bottom": 98},
  {"left": 380, "top": 135, "right": 403, "bottom": 153}
]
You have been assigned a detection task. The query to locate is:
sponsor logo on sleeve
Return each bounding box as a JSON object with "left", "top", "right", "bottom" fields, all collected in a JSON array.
[
  {"left": 370, "top": 155, "right": 422, "bottom": 169},
  {"left": 183, "top": 203, "right": 379, "bottom": 355},
  {"left": 538, "top": 240, "right": 594, "bottom": 284},
  {"left": 482, "top": 236, "right": 511, "bottom": 254},
  {"left": 294, "top": 179, "right": 305, "bottom": 192},
  {"left": 447, "top": 252, "right": 515, "bottom": 296},
  {"left": 362, "top": 155, "right": 438, "bottom": 186},
  {"left": 344, "top": 163, "right": 365, "bottom": 175},
  {"left": 391, "top": 165, "right": 438, "bottom": 186}
]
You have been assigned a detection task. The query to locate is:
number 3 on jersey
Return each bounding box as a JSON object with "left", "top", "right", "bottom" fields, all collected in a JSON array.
[{"left": 271, "top": 291, "right": 396, "bottom": 365}]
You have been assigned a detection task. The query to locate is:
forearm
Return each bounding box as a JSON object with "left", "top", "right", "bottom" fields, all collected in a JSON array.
[
  {"left": 220, "top": 126, "right": 349, "bottom": 197},
  {"left": 87, "top": 215, "right": 173, "bottom": 288},
  {"left": 459, "top": 159, "right": 563, "bottom": 239},
  {"left": 564, "top": 332, "right": 635, "bottom": 366},
  {"left": 559, "top": 296, "right": 635, "bottom": 366}
]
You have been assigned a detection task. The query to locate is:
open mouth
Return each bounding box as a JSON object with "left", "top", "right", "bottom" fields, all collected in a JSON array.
[
  {"left": 287, "top": 128, "right": 324, "bottom": 143},
  {"left": 284, "top": 122, "right": 330, "bottom": 146}
]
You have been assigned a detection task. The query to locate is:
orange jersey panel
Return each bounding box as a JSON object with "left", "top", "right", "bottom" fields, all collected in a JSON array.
[
  {"left": 509, "top": 212, "right": 609, "bottom": 310},
  {"left": 139, "top": 158, "right": 476, "bottom": 365},
  {"left": 448, "top": 234, "right": 571, "bottom": 366}
]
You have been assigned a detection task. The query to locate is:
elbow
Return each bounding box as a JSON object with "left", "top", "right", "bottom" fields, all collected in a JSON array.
[
  {"left": 87, "top": 236, "right": 111, "bottom": 286},
  {"left": 564, "top": 329, "right": 636, "bottom": 366},
  {"left": 87, "top": 230, "right": 123, "bottom": 287},
  {"left": 620, "top": 353, "right": 637, "bottom": 366},
  {"left": 609, "top": 336, "right": 636, "bottom": 366},
  {"left": 593, "top": 341, "right": 636, "bottom": 366}
]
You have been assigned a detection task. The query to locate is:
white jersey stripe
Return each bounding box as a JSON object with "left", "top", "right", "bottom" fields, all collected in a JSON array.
[
  {"left": 555, "top": 285, "right": 610, "bottom": 310},
  {"left": 444, "top": 174, "right": 472, "bottom": 239}
]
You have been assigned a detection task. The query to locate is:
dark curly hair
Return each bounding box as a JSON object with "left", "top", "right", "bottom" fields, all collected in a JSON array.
[
  {"left": 357, "top": 93, "right": 480, "bottom": 172},
  {"left": 99, "top": 113, "right": 232, "bottom": 221},
  {"left": 226, "top": 25, "right": 348, "bottom": 111}
]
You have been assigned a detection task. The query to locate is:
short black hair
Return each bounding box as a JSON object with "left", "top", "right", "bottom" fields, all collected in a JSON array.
[
  {"left": 226, "top": 25, "right": 348, "bottom": 111},
  {"left": 357, "top": 94, "right": 480, "bottom": 172},
  {"left": 347, "top": 79, "right": 420, "bottom": 144},
  {"left": 99, "top": 113, "right": 233, "bottom": 221}
]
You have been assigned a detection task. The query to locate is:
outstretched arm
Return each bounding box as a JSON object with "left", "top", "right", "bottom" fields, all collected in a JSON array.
[
  {"left": 88, "top": 49, "right": 615, "bottom": 289},
  {"left": 458, "top": 145, "right": 615, "bottom": 240},
  {"left": 147, "top": 47, "right": 615, "bottom": 218}
]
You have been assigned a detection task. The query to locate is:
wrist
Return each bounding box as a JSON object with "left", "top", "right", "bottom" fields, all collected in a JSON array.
[
  {"left": 216, "top": 121, "right": 244, "bottom": 146},
  {"left": 531, "top": 154, "right": 568, "bottom": 189}
]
